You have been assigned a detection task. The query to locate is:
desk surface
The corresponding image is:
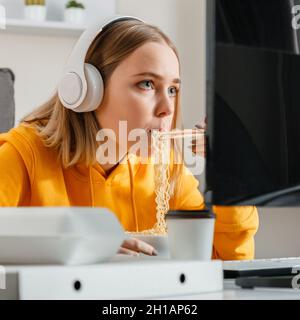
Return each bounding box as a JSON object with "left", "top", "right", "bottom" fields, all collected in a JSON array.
[
  {"left": 163, "top": 280, "right": 300, "bottom": 300},
  {"left": 112, "top": 256, "right": 300, "bottom": 300}
]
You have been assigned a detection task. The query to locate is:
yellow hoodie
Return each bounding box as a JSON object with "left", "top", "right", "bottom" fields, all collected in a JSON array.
[{"left": 0, "top": 125, "right": 258, "bottom": 260}]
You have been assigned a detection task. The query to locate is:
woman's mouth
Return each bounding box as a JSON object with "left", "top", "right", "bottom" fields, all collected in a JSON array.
[{"left": 147, "top": 128, "right": 167, "bottom": 134}]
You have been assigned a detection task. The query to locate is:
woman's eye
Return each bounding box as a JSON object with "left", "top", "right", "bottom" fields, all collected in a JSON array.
[
  {"left": 137, "top": 81, "right": 179, "bottom": 96},
  {"left": 138, "top": 80, "right": 154, "bottom": 90},
  {"left": 168, "top": 86, "right": 178, "bottom": 97}
]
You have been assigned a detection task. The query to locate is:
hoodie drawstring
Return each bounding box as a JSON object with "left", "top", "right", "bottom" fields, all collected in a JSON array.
[
  {"left": 89, "top": 166, "right": 95, "bottom": 207},
  {"left": 128, "top": 156, "right": 139, "bottom": 232},
  {"left": 89, "top": 158, "right": 139, "bottom": 232}
]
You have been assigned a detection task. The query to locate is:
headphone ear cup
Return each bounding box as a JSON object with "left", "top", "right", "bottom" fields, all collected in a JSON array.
[{"left": 72, "top": 63, "right": 104, "bottom": 113}]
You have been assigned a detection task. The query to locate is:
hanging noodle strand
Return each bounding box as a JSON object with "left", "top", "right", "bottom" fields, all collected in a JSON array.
[{"left": 127, "top": 129, "right": 203, "bottom": 237}]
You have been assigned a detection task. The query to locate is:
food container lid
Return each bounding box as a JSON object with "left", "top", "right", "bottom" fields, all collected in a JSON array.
[{"left": 166, "top": 209, "right": 215, "bottom": 220}]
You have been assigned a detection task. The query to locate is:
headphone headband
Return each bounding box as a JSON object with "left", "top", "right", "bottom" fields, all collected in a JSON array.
[{"left": 58, "top": 15, "right": 144, "bottom": 112}]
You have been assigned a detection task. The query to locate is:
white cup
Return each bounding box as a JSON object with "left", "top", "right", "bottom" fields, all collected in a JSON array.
[{"left": 166, "top": 210, "right": 215, "bottom": 260}]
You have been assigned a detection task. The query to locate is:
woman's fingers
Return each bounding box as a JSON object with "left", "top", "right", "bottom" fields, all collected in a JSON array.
[
  {"left": 190, "top": 130, "right": 206, "bottom": 156},
  {"left": 117, "top": 246, "right": 140, "bottom": 256},
  {"left": 189, "top": 141, "right": 206, "bottom": 155},
  {"left": 195, "top": 120, "right": 207, "bottom": 130},
  {"left": 195, "top": 123, "right": 205, "bottom": 130},
  {"left": 121, "top": 238, "right": 158, "bottom": 256},
  {"left": 190, "top": 145, "right": 206, "bottom": 157},
  {"left": 195, "top": 117, "right": 207, "bottom": 130},
  {"left": 191, "top": 142, "right": 205, "bottom": 149}
]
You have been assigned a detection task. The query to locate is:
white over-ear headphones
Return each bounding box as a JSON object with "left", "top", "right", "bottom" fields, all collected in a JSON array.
[{"left": 58, "top": 15, "right": 144, "bottom": 113}]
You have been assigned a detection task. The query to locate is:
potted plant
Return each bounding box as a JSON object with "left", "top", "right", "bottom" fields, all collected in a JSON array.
[
  {"left": 64, "top": 1, "right": 85, "bottom": 25},
  {"left": 24, "top": 0, "right": 46, "bottom": 22}
]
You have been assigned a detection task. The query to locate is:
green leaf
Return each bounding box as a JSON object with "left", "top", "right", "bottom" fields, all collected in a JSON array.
[{"left": 65, "top": 0, "right": 85, "bottom": 9}]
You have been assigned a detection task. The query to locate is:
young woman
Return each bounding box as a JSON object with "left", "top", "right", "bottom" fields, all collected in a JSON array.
[{"left": 0, "top": 18, "right": 258, "bottom": 259}]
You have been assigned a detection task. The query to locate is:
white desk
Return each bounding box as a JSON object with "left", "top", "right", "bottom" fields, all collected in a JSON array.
[{"left": 164, "top": 280, "right": 300, "bottom": 300}]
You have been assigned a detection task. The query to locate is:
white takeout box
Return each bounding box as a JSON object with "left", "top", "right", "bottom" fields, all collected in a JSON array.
[{"left": 0, "top": 207, "right": 125, "bottom": 265}]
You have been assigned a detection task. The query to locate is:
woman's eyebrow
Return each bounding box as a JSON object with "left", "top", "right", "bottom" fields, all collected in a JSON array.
[{"left": 132, "top": 72, "right": 181, "bottom": 84}]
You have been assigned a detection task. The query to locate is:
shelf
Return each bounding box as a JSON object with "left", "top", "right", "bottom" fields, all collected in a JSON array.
[{"left": 2, "top": 18, "right": 86, "bottom": 37}]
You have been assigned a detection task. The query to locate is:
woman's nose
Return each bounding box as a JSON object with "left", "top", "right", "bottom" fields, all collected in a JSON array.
[{"left": 154, "top": 94, "right": 174, "bottom": 118}]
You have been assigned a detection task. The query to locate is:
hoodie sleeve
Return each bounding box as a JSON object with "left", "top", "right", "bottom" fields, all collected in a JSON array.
[
  {"left": 0, "top": 142, "right": 31, "bottom": 206},
  {"left": 212, "top": 205, "right": 259, "bottom": 260},
  {"left": 171, "top": 165, "right": 259, "bottom": 260},
  {"left": 169, "top": 165, "right": 206, "bottom": 211}
]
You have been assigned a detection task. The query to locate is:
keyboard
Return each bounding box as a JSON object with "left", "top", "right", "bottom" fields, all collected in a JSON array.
[{"left": 223, "top": 257, "right": 300, "bottom": 278}]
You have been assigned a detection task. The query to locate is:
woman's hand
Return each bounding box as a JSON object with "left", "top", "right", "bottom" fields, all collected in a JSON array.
[
  {"left": 191, "top": 119, "right": 207, "bottom": 157},
  {"left": 118, "top": 237, "right": 158, "bottom": 256}
]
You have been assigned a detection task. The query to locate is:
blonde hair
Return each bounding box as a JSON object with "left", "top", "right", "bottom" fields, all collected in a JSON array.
[{"left": 22, "top": 19, "right": 184, "bottom": 196}]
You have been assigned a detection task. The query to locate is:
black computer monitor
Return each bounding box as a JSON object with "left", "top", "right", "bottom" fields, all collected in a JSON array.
[
  {"left": 216, "top": 0, "right": 300, "bottom": 54},
  {"left": 206, "top": 0, "right": 300, "bottom": 206}
]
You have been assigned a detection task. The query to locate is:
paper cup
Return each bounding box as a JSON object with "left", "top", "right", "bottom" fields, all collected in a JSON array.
[{"left": 166, "top": 210, "right": 215, "bottom": 260}]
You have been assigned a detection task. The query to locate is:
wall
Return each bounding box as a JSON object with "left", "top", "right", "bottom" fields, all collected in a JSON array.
[
  {"left": 0, "top": 33, "right": 77, "bottom": 123},
  {"left": 255, "top": 208, "right": 300, "bottom": 259},
  {"left": 0, "top": 0, "right": 115, "bottom": 124},
  {"left": 0, "top": 0, "right": 111, "bottom": 21}
]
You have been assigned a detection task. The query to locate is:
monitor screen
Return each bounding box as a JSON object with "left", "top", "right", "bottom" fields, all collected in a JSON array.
[
  {"left": 216, "top": 0, "right": 300, "bottom": 54},
  {"left": 206, "top": 0, "right": 300, "bottom": 206}
]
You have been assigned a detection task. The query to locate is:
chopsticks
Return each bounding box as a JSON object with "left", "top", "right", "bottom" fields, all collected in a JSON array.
[{"left": 154, "top": 129, "right": 205, "bottom": 139}]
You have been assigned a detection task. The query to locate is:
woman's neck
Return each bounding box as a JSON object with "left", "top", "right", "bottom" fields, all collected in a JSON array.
[{"left": 98, "top": 151, "right": 128, "bottom": 176}]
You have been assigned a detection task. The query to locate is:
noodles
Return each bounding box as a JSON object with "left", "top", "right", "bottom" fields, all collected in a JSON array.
[
  {"left": 144, "top": 131, "right": 171, "bottom": 235},
  {"left": 127, "top": 129, "right": 203, "bottom": 237},
  {"left": 126, "top": 130, "right": 171, "bottom": 236}
]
